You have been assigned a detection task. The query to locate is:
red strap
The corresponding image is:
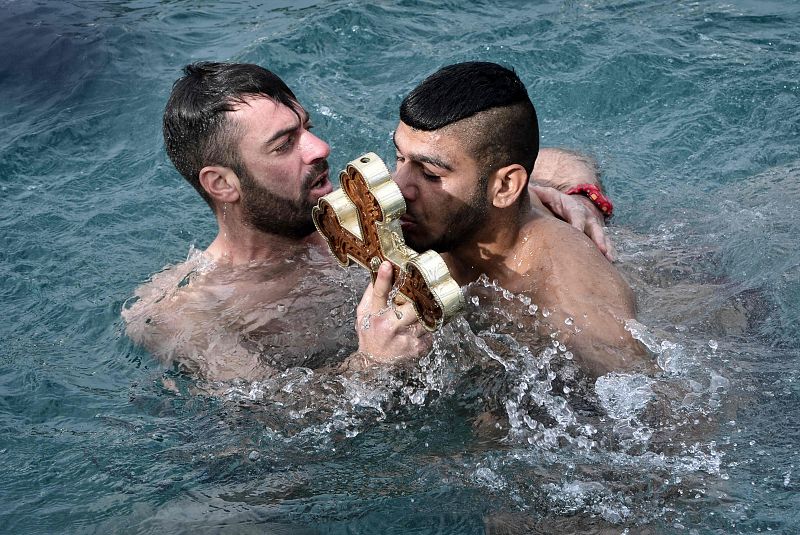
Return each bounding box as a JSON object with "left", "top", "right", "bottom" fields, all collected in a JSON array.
[{"left": 565, "top": 183, "right": 613, "bottom": 219}]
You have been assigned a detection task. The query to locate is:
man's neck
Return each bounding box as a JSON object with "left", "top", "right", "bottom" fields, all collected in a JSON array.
[
  {"left": 445, "top": 204, "right": 541, "bottom": 288},
  {"left": 206, "top": 216, "right": 322, "bottom": 265}
]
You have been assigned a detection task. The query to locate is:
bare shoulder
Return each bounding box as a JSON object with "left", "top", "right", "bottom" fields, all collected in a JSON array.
[
  {"left": 526, "top": 217, "right": 632, "bottom": 301},
  {"left": 519, "top": 217, "right": 651, "bottom": 375},
  {"left": 121, "top": 257, "right": 213, "bottom": 355}
]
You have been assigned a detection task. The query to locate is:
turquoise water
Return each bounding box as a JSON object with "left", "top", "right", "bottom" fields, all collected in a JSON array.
[{"left": 2, "top": 0, "right": 799, "bottom": 533}]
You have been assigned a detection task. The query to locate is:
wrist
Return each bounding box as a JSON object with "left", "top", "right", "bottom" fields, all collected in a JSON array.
[
  {"left": 341, "top": 350, "right": 418, "bottom": 374},
  {"left": 565, "top": 183, "right": 614, "bottom": 219},
  {"left": 340, "top": 351, "right": 382, "bottom": 373},
  {"left": 574, "top": 194, "right": 606, "bottom": 222}
]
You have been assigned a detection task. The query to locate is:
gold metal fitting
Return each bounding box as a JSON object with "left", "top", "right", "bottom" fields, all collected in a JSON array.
[{"left": 312, "top": 153, "right": 464, "bottom": 331}]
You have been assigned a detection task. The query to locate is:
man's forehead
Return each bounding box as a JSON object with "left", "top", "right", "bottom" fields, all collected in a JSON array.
[
  {"left": 394, "top": 121, "right": 475, "bottom": 169},
  {"left": 229, "top": 94, "right": 307, "bottom": 123}
]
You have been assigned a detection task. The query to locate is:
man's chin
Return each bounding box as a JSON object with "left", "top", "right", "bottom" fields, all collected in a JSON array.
[
  {"left": 247, "top": 212, "right": 317, "bottom": 239},
  {"left": 402, "top": 231, "right": 436, "bottom": 253}
]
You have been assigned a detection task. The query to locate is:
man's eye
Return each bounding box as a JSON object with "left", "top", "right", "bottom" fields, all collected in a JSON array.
[
  {"left": 275, "top": 136, "right": 294, "bottom": 153},
  {"left": 422, "top": 171, "right": 440, "bottom": 181},
  {"left": 395, "top": 153, "right": 405, "bottom": 163}
]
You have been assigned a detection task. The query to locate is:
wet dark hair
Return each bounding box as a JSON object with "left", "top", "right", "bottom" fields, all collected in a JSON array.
[
  {"left": 162, "top": 62, "right": 299, "bottom": 206},
  {"left": 399, "top": 61, "right": 539, "bottom": 175}
]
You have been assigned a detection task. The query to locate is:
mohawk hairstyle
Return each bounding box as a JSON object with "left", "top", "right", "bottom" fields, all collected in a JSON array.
[{"left": 400, "top": 61, "right": 539, "bottom": 175}]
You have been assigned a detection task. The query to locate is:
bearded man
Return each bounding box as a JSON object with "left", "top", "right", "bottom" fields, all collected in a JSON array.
[{"left": 123, "top": 62, "right": 613, "bottom": 381}]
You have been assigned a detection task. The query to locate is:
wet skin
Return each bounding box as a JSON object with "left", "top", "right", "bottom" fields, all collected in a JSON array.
[{"left": 391, "top": 120, "right": 652, "bottom": 377}]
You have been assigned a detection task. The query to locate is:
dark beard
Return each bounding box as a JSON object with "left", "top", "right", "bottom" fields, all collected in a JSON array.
[
  {"left": 406, "top": 186, "right": 489, "bottom": 253},
  {"left": 239, "top": 160, "right": 328, "bottom": 239}
]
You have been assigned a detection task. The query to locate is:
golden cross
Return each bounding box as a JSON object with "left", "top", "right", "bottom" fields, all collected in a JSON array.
[{"left": 312, "top": 153, "right": 464, "bottom": 331}]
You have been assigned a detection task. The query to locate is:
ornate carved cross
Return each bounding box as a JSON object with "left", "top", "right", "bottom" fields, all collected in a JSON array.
[{"left": 312, "top": 153, "right": 464, "bottom": 331}]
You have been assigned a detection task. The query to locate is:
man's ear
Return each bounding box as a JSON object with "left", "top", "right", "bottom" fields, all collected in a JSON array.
[
  {"left": 199, "top": 165, "right": 242, "bottom": 204},
  {"left": 488, "top": 164, "right": 528, "bottom": 208}
]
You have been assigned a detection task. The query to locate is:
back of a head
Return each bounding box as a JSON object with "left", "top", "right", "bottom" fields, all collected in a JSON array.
[
  {"left": 399, "top": 61, "right": 539, "bottom": 175},
  {"left": 162, "top": 62, "right": 298, "bottom": 206}
]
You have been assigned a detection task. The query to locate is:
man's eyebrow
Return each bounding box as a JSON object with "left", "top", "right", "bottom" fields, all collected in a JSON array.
[
  {"left": 392, "top": 130, "right": 453, "bottom": 171},
  {"left": 262, "top": 104, "right": 311, "bottom": 147},
  {"left": 263, "top": 119, "right": 301, "bottom": 147}
]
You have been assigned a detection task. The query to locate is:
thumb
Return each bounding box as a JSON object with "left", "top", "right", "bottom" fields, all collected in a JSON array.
[{"left": 371, "top": 261, "right": 394, "bottom": 312}]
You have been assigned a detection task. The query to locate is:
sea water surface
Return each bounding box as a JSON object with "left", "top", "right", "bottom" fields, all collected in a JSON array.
[{"left": 1, "top": 0, "right": 799, "bottom": 533}]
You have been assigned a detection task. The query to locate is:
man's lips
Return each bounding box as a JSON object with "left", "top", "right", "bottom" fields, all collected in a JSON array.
[
  {"left": 400, "top": 215, "right": 418, "bottom": 231},
  {"left": 309, "top": 170, "right": 332, "bottom": 194}
]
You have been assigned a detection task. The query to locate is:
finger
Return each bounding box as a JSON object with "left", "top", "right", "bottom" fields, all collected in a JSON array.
[
  {"left": 370, "top": 261, "right": 394, "bottom": 313},
  {"left": 357, "top": 281, "right": 374, "bottom": 316},
  {"left": 604, "top": 235, "right": 617, "bottom": 262},
  {"left": 585, "top": 219, "right": 609, "bottom": 258},
  {"left": 568, "top": 204, "right": 588, "bottom": 232},
  {"left": 416, "top": 332, "right": 434, "bottom": 354},
  {"left": 393, "top": 301, "right": 423, "bottom": 328},
  {"left": 415, "top": 323, "right": 432, "bottom": 339}
]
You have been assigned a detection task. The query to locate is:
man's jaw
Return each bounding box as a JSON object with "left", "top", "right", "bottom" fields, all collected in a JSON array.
[{"left": 401, "top": 213, "right": 433, "bottom": 252}]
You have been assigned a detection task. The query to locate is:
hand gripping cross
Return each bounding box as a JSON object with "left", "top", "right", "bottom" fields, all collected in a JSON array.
[{"left": 312, "top": 153, "right": 464, "bottom": 331}]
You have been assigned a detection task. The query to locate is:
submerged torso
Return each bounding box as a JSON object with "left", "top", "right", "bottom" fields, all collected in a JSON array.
[{"left": 122, "top": 244, "right": 364, "bottom": 381}]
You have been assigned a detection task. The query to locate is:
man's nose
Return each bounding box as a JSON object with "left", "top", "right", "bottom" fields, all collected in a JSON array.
[
  {"left": 392, "top": 165, "right": 418, "bottom": 203},
  {"left": 300, "top": 130, "right": 330, "bottom": 163}
]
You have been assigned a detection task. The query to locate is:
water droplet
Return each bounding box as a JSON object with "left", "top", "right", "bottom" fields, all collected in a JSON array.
[
  {"left": 410, "top": 390, "right": 426, "bottom": 405},
  {"left": 542, "top": 308, "right": 551, "bottom": 318},
  {"left": 565, "top": 317, "right": 574, "bottom": 326},
  {"left": 708, "top": 339, "right": 718, "bottom": 351},
  {"left": 248, "top": 450, "right": 261, "bottom": 461},
  {"left": 471, "top": 295, "right": 480, "bottom": 306}
]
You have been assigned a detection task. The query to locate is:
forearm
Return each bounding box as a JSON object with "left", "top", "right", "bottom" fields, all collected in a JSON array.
[
  {"left": 565, "top": 326, "right": 653, "bottom": 378},
  {"left": 530, "top": 184, "right": 607, "bottom": 222}
]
